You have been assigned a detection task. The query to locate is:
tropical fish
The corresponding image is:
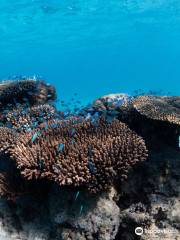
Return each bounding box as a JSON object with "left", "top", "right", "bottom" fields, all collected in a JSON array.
[
  {"left": 69, "top": 128, "right": 75, "bottom": 136},
  {"left": 88, "top": 160, "right": 97, "bottom": 174},
  {"left": 51, "top": 123, "right": 58, "bottom": 128},
  {"left": 85, "top": 113, "right": 91, "bottom": 120},
  {"left": 79, "top": 205, "right": 83, "bottom": 215},
  {"left": 26, "top": 127, "right": 32, "bottom": 132},
  {"left": 75, "top": 191, "right": 80, "bottom": 201},
  {"left": 31, "top": 131, "right": 40, "bottom": 143},
  {"left": 37, "top": 159, "right": 44, "bottom": 170},
  {"left": 27, "top": 91, "right": 33, "bottom": 96},
  {"left": 57, "top": 143, "right": 64, "bottom": 152}
]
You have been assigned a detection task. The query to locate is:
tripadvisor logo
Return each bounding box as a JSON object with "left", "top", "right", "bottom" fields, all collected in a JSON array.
[{"left": 135, "top": 227, "right": 144, "bottom": 236}]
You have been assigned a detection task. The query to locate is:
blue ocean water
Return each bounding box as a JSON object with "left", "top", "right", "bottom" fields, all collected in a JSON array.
[{"left": 0, "top": 0, "right": 180, "bottom": 107}]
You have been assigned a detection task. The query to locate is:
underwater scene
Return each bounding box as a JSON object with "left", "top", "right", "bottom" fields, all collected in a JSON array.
[{"left": 0, "top": 1, "right": 179, "bottom": 240}]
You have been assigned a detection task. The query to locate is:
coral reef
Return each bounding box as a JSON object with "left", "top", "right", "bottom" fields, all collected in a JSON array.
[
  {"left": 0, "top": 79, "right": 179, "bottom": 240},
  {"left": 1, "top": 104, "right": 58, "bottom": 131},
  {"left": 0, "top": 79, "right": 56, "bottom": 108},
  {"left": 7, "top": 118, "right": 147, "bottom": 193},
  {"left": 132, "top": 95, "right": 180, "bottom": 125}
]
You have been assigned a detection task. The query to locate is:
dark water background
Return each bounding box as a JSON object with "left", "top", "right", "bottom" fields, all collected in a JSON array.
[{"left": 0, "top": 0, "right": 180, "bottom": 107}]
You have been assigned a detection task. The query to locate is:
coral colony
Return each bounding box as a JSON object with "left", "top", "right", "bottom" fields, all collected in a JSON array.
[
  {"left": 0, "top": 78, "right": 148, "bottom": 200},
  {"left": 0, "top": 77, "right": 179, "bottom": 201}
]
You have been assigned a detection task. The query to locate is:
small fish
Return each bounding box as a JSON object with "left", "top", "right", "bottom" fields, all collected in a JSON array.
[
  {"left": 37, "top": 159, "right": 44, "bottom": 170},
  {"left": 27, "top": 91, "right": 33, "bottom": 96},
  {"left": 70, "top": 128, "right": 75, "bottom": 136},
  {"left": 51, "top": 123, "right": 58, "bottom": 128},
  {"left": 13, "top": 98, "right": 17, "bottom": 104},
  {"left": 106, "top": 116, "right": 113, "bottom": 123},
  {"left": 179, "top": 135, "right": 180, "bottom": 148},
  {"left": 85, "top": 113, "right": 91, "bottom": 120},
  {"left": 57, "top": 143, "right": 64, "bottom": 152},
  {"left": 75, "top": 191, "right": 80, "bottom": 201},
  {"left": 31, "top": 131, "right": 40, "bottom": 143},
  {"left": 93, "top": 112, "right": 99, "bottom": 118},
  {"left": 26, "top": 127, "right": 32, "bottom": 132},
  {"left": 32, "top": 75, "right": 37, "bottom": 80},
  {"left": 13, "top": 112, "right": 18, "bottom": 117},
  {"left": 33, "top": 121, "right": 38, "bottom": 127},
  {"left": 44, "top": 122, "right": 48, "bottom": 130},
  {"left": 88, "top": 145, "right": 93, "bottom": 157},
  {"left": 6, "top": 123, "right": 12, "bottom": 128},
  {"left": 88, "top": 160, "right": 97, "bottom": 174},
  {"left": 79, "top": 205, "right": 83, "bottom": 215},
  {"left": 92, "top": 119, "right": 99, "bottom": 127},
  {"left": 22, "top": 109, "right": 27, "bottom": 114}
]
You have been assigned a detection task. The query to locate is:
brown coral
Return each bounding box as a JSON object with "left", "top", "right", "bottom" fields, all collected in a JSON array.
[
  {"left": 0, "top": 79, "right": 56, "bottom": 108},
  {"left": 133, "top": 96, "right": 180, "bottom": 125},
  {"left": 2, "top": 104, "right": 58, "bottom": 131},
  {"left": 8, "top": 118, "right": 148, "bottom": 193},
  {"left": 0, "top": 127, "right": 17, "bottom": 152}
]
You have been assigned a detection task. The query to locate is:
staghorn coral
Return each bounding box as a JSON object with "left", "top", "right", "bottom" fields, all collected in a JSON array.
[
  {"left": 132, "top": 96, "right": 180, "bottom": 126},
  {"left": 1, "top": 104, "right": 58, "bottom": 131},
  {"left": 0, "top": 127, "right": 17, "bottom": 152},
  {"left": 0, "top": 79, "right": 56, "bottom": 109},
  {"left": 8, "top": 118, "right": 148, "bottom": 193}
]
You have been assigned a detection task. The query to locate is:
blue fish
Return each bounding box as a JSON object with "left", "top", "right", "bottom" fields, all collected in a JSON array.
[
  {"left": 93, "top": 112, "right": 99, "bottom": 118},
  {"left": 44, "top": 122, "right": 48, "bottom": 130},
  {"left": 52, "top": 123, "right": 57, "bottom": 128},
  {"left": 31, "top": 131, "right": 40, "bottom": 143},
  {"left": 69, "top": 128, "right": 75, "bottom": 136},
  {"left": 22, "top": 97, "right": 29, "bottom": 102},
  {"left": 57, "top": 143, "right": 64, "bottom": 152},
  {"left": 6, "top": 123, "right": 12, "bottom": 128},
  {"left": 27, "top": 91, "right": 33, "bottom": 96},
  {"left": 79, "top": 205, "right": 83, "bottom": 215},
  {"left": 37, "top": 159, "right": 44, "bottom": 170},
  {"left": 75, "top": 191, "right": 80, "bottom": 201},
  {"left": 22, "top": 109, "right": 28, "bottom": 114},
  {"left": 26, "top": 127, "right": 32, "bottom": 132},
  {"left": 33, "top": 122, "right": 38, "bottom": 127},
  {"left": 85, "top": 113, "right": 91, "bottom": 120},
  {"left": 88, "top": 160, "right": 97, "bottom": 174}
]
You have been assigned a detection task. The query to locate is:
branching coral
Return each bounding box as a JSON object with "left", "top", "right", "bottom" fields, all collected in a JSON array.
[
  {"left": 0, "top": 78, "right": 149, "bottom": 199},
  {"left": 1, "top": 104, "right": 58, "bottom": 131},
  {"left": 8, "top": 118, "right": 148, "bottom": 193},
  {"left": 0, "top": 127, "right": 17, "bottom": 152}
]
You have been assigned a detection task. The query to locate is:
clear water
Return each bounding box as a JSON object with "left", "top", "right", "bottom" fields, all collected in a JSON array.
[{"left": 0, "top": 0, "right": 180, "bottom": 107}]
